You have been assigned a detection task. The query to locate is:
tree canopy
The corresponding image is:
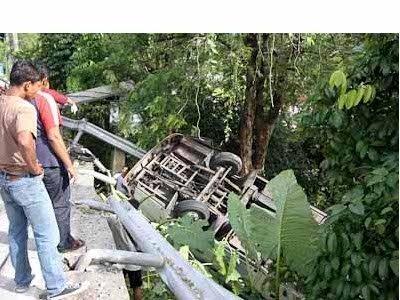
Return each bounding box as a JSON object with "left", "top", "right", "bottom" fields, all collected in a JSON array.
[{"left": 2, "top": 32, "right": 398, "bottom": 299}]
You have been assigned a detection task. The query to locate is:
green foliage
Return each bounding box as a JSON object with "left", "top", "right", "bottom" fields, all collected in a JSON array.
[
  {"left": 263, "top": 34, "right": 362, "bottom": 204},
  {"left": 227, "top": 194, "right": 260, "bottom": 258},
  {"left": 329, "top": 70, "right": 347, "bottom": 94},
  {"left": 66, "top": 34, "right": 114, "bottom": 91},
  {"left": 329, "top": 69, "right": 376, "bottom": 110},
  {"left": 141, "top": 271, "right": 174, "bottom": 300},
  {"left": 119, "top": 70, "right": 190, "bottom": 148},
  {"left": 303, "top": 34, "right": 399, "bottom": 300},
  {"left": 36, "top": 33, "right": 81, "bottom": 90},
  {"left": 214, "top": 241, "right": 227, "bottom": 276},
  {"left": 115, "top": 34, "right": 246, "bottom": 149},
  {"left": 307, "top": 168, "right": 398, "bottom": 299},
  {"left": 213, "top": 241, "right": 241, "bottom": 287},
  {"left": 178, "top": 245, "right": 213, "bottom": 278},
  {"left": 165, "top": 217, "right": 252, "bottom": 297},
  {"left": 1, "top": 34, "right": 40, "bottom": 78},
  {"left": 58, "top": 34, "right": 247, "bottom": 151},
  {"left": 12, "top": 33, "right": 40, "bottom": 61},
  {"left": 166, "top": 215, "right": 214, "bottom": 254},
  {"left": 264, "top": 114, "right": 325, "bottom": 209}
]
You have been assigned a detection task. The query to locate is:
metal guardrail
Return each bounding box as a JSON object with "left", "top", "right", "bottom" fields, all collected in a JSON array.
[
  {"left": 75, "top": 249, "right": 165, "bottom": 272},
  {"left": 109, "top": 197, "right": 241, "bottom": 300},
  {"left": 62, "top": 117, "right": 146, "bottom": 159},
  {"left": 77, "top": 197, "right": 242, "bottom": 300}
]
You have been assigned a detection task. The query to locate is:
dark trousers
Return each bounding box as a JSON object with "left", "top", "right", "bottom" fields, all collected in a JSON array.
[
  {"left": 107, "top": 216, "right": 142, "bottom": 289},
  {"left": 43, "top": 167, "right": 73, "bottom": 250}
]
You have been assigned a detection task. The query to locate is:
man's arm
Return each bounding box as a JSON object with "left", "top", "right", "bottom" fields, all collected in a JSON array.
[
  {"left": 43, "top": 88, "right": 78, "bottom": 114},
  {"left": 17, "top": 131, "right": 43, "bottom": 175},
  {"left": 47, "top": 126, "right": 77, "bottom": 181},
  {"left": 15, "top": 104, "right": 42, "bottom": 175},
  {"left": 43, "top": 88, "right": 68, "bottom": 105},
  {"left": 43, "top": 88, "right": 77, "bottom": 106}
]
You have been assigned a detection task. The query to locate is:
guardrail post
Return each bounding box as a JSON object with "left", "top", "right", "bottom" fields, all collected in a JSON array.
[
  {"left": 111, "top": 147, "right": 126, "bottom": 174},
  {"left": 72, "top": 130, "right": 84, "bottom": 145}
]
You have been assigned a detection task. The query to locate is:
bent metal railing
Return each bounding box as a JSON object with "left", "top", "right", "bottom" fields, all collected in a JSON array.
[
  {"left": 62, "top": 117, "right": 146, "bottom": 159},
  {"left": 73, "top": 155, "right": 241, "bottom": 299},
  {"left": 76, "top": 194, "right": 241, "bottom": 300}
]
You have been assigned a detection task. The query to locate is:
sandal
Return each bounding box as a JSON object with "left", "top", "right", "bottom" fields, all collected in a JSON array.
[{"left": 59, "top": 239, "right": 86, "bottom": 253}]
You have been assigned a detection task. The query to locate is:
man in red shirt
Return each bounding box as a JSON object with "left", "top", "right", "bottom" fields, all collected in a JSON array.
[{"left": 32, "top": 63, "right": 84, "bottom": 252}]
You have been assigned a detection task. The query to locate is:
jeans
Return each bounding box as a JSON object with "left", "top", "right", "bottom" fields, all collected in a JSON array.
[
  {"left": 0, "top": 171, "right": 67, "bottom": 296},
  {"left": 43, "top": 167, "right": 73, "bottom": 250}
]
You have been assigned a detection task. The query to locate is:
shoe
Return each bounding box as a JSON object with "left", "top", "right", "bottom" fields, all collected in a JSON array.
[
  {"left": 58, "top": 239, "right": 86, "bottom": 253},
  {"left": 15, "top": 274, "right": 35, "bottom": 293},
  {"left": 42, "top": 281, "right": 89, "bottom": 299},
  {"left": 15, "top": 285, "right": 30, "bottom": 293}
]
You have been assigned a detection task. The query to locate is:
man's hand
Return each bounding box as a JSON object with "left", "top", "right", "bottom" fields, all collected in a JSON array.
[
  {"left": 31, "top": 163, "right": 44, "bottom": 176},
  {"left": 67, "top": 165, "right": 78, "bottom": 183},
  {"left": 67, "top": 97, "right": 78, "bottom": 114},
  {"left": 0, "top": 79, "right": 8, "bottom": 95},
  {"left": 70, "top": 103, "right": 78, "bottom": 114}
]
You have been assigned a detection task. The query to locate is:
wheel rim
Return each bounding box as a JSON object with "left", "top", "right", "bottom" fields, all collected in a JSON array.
[{"left": 183, "top": 211, "right": 201, "bottom": 220}]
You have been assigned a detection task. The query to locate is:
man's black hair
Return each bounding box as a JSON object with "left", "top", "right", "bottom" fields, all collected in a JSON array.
[
  {"left": 35, "top": 61, "right": 50, "bottom": 80},
  {"left": 9, "top": 61, "right": 41, "bottom": 86}
]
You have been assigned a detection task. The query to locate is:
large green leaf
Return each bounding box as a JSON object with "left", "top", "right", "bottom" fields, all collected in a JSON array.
[
  {"left": 345, "top": 90, "right": 357, "bottom": 109},
  {"left": 249, "top": 205, "right": 278, "bottom": 258},
  {"left": 227, "top": 193, "right": 259, "bottom": 258},
  {"left": 354, "top": 87, "right": 365, "bottom": 106},
  {"left": 267, "top": 170, "right": 319, "bottom": 274},
  {"left": 228, "top": 170, "right": 319, "bottom": 275},
  {"left": 338, "top": 94, "right": 347, "bottom": 110},
  {"left": 330, "top": 111, "right": 343, "bottom": 128},
  {"left": 327, "top": 232, "right": 338, "bottom": 253},
  {"left": 378, "top": 257, "right": 389, "bottom": 279},
  {"left": 390, "top": 259, "right": 399, "bottom": 277},
  {"left": 363, "top": 85, "right": 373, "bottom": 103},
  {"left": 349, "top": 202, "right": 365, "bottom": 215},
  {"left": 329, "top": 70, "right": 347, "bottom": 94}
]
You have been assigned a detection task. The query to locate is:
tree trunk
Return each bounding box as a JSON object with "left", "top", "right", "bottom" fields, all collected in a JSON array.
[
  {"left": 253, "top": 34, "right": 289, "bottom": 171},
  {"left": 253, "top": 93, "right": 283, "bottom": 170},
  {"left": 239, "top": 34, "right": 259, "bottom": 175},
  {"left": 239, "top": 33, "right": 290, "bottom": 173}
]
